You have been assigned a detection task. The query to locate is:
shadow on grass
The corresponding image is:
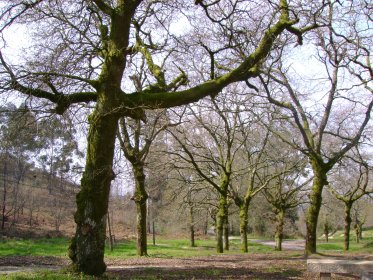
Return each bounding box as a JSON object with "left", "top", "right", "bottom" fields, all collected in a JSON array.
[{"left": 108, "top": 266, "right": 303, "bottom": 280}]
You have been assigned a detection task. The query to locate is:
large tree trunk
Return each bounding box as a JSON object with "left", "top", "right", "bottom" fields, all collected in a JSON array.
[
  {"left": 275, "top": 210, "right": 285, "bottom": 251},
  {"left": 68, "top": 110, "right": 118, "bottom": 276},
  {"left": 133, "top": 163, "right": 148, "bottom": 256},
  {"left": 305, "top": 164, "right": 328, "bottom": 255},
  {"left": 216, "top": 194, "right": 227, "bottom": 253},
  {"left": 239, "top": 203, "right": 249, "bottom": 253},
  {"left": 344, "top": 203, "right": 352, "bottom": 251}
]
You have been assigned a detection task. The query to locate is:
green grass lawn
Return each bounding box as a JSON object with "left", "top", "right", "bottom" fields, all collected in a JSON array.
[
  {"left": 1, "top": 230, "right": 372, "bottom": 280},
  {"left": 0, "top": 231, "right": 372, "bottom": 258},
  {"left": 104, "top": 237, "right": 272, "bottom": 259},
  {"left": 316, "top": 228, "right": 373, "bottom": 254},
  {"left": 0, "top": 237, "right": 69, "bottom": 257}
]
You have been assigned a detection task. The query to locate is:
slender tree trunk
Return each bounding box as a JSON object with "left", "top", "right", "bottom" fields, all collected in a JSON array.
[
  {"left": 1, "top": 154, "right": 8, "bottom": 230},
  {"left": 68, "top": 110, "right": 118, "bottom": 276},
  {"left": 305, "top": 164, "right": 327, "bottom": 255},
  {"left": 189, "top": 204, "right": 195, "bottom": 247},
  {"left": 132, "top": 163, "right": 148, "bottom": 256},
  {"left": 216, "top": 194, "right": 227, "bottom": 253},
  {"left": 239, "top": 203, "right": 249, "bottom": 253},
  {"left": 29, "top": 188, "right": 34, "bottom": 227},
  {"left": 343, "top": 203, "right": 352, "bottom": 251},
  {"left": 275, "top": 210, "right": 285, "bottom": 251},
  {"left": 12, "top": 180, "right": 21, "bottom": 225},
  {"left": 152, "top": 221, "right": 155, "bottom": 246},
  {"left": 204, "top": 209, "right": 209, "bottom": 235},
  {"left": 107, "top": 211, "right": 113, "bottom": 252}
]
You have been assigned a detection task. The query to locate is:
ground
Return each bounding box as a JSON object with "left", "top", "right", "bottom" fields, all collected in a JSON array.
[{"left": 0, "top": 253, "right": 367, "bottom": 279}]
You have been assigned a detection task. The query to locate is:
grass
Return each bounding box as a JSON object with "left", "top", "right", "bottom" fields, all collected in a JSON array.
[
  {"left": 0, "top": 238, "right": 69, "bottom": 257},
  {"left": 316, "top": 228, "right": 373, "bottom": 254},
  {"left": 1, "top": 230, "right": 373, "bottom": 279},
  {"left": 104, "top": 237, "right": 272, "bottom": 259}
]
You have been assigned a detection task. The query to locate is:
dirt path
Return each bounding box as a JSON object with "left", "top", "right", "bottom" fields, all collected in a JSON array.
[
  {"left": 106, "top": 253, "right": 310, "bottom": 279},
  {"left": 252, "top": 239, "right": 306, "bottom": 250},
  {"left": 0, "top": 254, "right": 362, "bottom": 279},
  {"left": 0, "top": 256, "right": 68, "bottom": 275}
]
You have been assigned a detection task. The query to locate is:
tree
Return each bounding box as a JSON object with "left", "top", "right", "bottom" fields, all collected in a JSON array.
[
  {"left": 0, "top": 103, "right": 39, "bottom": 229},
  {"left": 328, "top": 149, "right": 373, "bottom": 251},
  {"left": 168, "top": 94, "right": 241, "bottom": 253},
  {"left": 257, "top": 1, "right": 373, "bottom": 254},
  {"left": 116, "top": 42, "right": 180, "bottom": 255},
  {"left": 0, "top": 0, "right": 322, "bottom": 275},
  {"left": 263, "top": 165, "right": 310, "bottom": 251},
  {"left": 117, "top": 110, "right": 170, "bottom": 256},
  {"left": 229, "top": 112, "right": 277, "bottom": 253}
]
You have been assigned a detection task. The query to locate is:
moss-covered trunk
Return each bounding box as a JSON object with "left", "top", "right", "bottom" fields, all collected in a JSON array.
[
  {"left": 216, "top": 194, "right": 227, "bottom": 253},
  {"left": 275, "top": 210, "right": 285, "bottom": 251},
  {"left": 305, "top": 162, "right": 328, "bottom": 255},
  {"left": 68, "top": 109, "right": 118, "bottom": 276},
  {"left": 133, "top": 163, "right": 148, "bottom": 256},
  {"left": 239, "top": 203, "right": 249, "bottom": 253},
  {"left": 344, "top": 202, "right": 352, "bottom": 251},
  {"left": 224, "top": 212, "right": 229, "bottom": 251}
]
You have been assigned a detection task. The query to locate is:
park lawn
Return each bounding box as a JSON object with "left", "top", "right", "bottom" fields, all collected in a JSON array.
[
  {"left": 0, "top": 236, "right": 272, "bottom": 258},
  {"left": 105, "top": 236, "right": 272, "bottom": 258},
  {"left": 316, "top": 229, "right": 373, "bottom": 254},
  {"left": 1, "top": 231, "right": 372, "bottom": 280},
  {"left": 1, "top": 233, "right": 372, "bottom": 258},
  {"left": 0, "top": 237, "right": 69, "bottom": 257}
]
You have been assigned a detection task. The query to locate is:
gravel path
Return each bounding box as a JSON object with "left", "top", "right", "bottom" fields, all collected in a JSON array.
[{"left": 253, "top": 239, "right": 306, "bottom": 250}]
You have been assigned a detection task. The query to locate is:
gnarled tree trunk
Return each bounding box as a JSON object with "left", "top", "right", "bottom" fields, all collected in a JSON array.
[
  {"left": 344, "top": 202, "right": 352, "bottom": 251},
  {"left": 68, "top": 109, "right": 118, "bottom": 276}
]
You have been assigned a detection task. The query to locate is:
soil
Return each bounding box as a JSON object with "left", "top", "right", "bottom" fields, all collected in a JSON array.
[{"left": 0, "top": 254, "right": 364, "bottom": 279}]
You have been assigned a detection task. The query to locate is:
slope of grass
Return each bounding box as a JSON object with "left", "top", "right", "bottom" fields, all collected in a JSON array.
[{"left": 0, "top": 238, "right": 69, "bottom": 256}]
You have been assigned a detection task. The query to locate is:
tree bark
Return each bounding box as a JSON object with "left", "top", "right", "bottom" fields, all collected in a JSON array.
[
  {"left": 107, "top": 211, "right": 113, "bottom": 252},
  {"left": 239, "top": 204, "right": 249, "bottom": 253},
  {"left": 344, "top": 203, "right": 352, "bottom": 251},
  {"left": 224, "top": 212, "right": 229, "bottom": 251},
  {"left": 68, "top": 109, "right": 118, "bottom": 276},
  {"left": 189, "top": 205, "right": 196, "bottom": 247},
  {"left": 305, "top": 163, "right": 328, "bottom": 255},
  {"left": 275, "top": 210, "right": 285, "bottom": 251},
  {"left": 132, "top": 163, "right": 148, "bottom": 256},
  {"left": 216, "top": 194, "right": 227, "bottom": 253}
]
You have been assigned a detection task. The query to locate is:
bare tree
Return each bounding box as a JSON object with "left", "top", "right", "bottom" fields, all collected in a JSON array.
[
  {"left": 257, "top": 1, "right": 373, "bottom": 254},
  {"left": 0, "top": 0, "right": 323, "bottom": 274},
  {"left": 117, "top": 109, "right": 171, "bottom": 256},
  {"left": 328, "top": 149, "right": 373, "bottom": 251},
  {"left": 168, "top": 91, "right": 245, "bottom": 252},
  {"left": 264, "top": 165, "right": 311, "bottom": 251}
]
